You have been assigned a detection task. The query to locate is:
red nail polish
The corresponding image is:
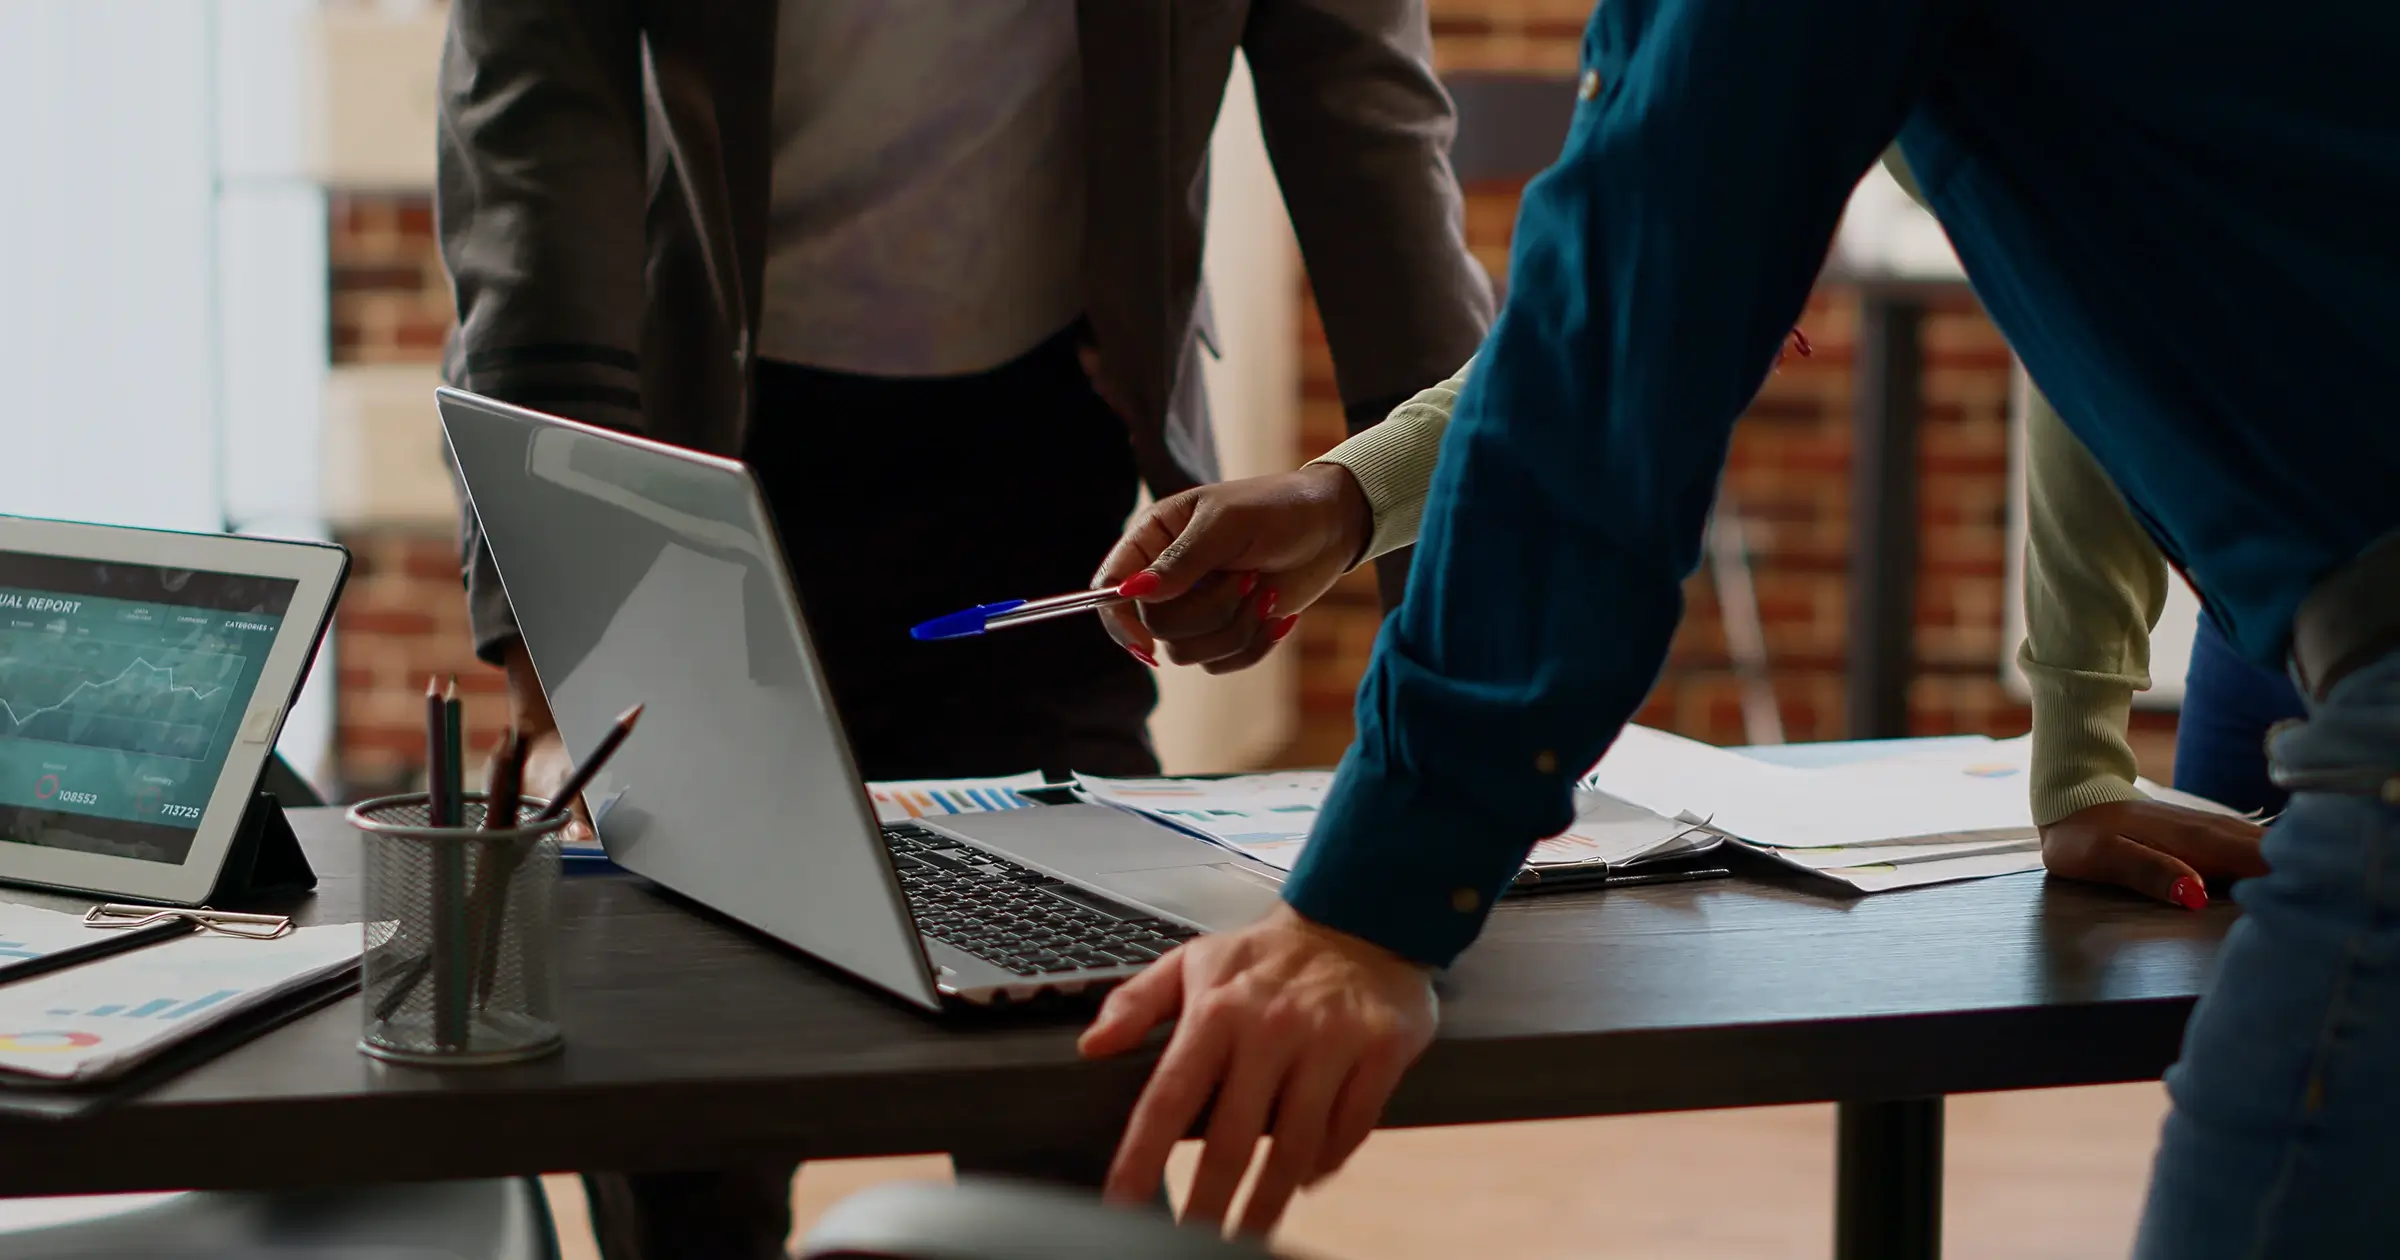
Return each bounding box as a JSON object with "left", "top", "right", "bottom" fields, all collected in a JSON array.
[
  {"left": 1237, "top": 571, "right": 1258, "bottom": 597},
  {"left": 1257, "top": 589, "right": 1279, "bottom": 620},
  {"left": 1268, "top": 614, "right": 1299, "bottom": 644},
  {"left": 2171, "top": 876, "right": 2208, "bottom": 912},
  {"left": 1117, "top": 571, "right": 1161, "bottom": 598},
  {"left": 1126, "top": 645, "right": 1157, "bottom": 668}
]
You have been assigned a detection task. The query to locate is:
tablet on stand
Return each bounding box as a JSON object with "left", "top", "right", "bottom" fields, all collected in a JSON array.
[{"left": 0, "top": 518, "right": 347, "bottom": 908}]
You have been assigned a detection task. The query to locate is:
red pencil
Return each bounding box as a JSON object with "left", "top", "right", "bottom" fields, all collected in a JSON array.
[{"left": 536, "top": 703, "right": 644, "bottom": 823}]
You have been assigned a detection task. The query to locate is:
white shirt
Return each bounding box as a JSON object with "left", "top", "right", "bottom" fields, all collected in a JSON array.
[{"left": 755, "top": 0, "right": 1086, "bottom": 378}]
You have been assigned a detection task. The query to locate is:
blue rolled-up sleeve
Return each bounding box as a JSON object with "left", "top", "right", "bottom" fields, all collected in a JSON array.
[{"left": 1284, "top": 0, "right": 1958, "bottom": 967}]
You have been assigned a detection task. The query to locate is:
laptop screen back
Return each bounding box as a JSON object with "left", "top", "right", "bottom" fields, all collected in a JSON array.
[{"left": 437, "top": 389, "right": 940, "bottom": 1009}]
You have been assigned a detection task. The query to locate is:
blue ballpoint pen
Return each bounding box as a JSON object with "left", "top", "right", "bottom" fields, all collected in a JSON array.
[{"left": 910, "top": 584, "right": 1135, "bottom": 641}]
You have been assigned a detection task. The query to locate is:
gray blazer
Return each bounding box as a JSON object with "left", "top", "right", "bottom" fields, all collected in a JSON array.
[{"left": 438, "top": 0, "right": 1493, "bottom": 658}]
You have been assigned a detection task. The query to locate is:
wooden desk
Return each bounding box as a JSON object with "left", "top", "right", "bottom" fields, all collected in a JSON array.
[{"left": 0, "top": 810, "right": 2224, "bottom": 1260}]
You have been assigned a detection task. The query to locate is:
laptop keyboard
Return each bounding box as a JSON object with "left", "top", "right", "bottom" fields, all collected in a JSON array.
[{"left": 882, "top": 822, "right": 1198, "bottom": 978}]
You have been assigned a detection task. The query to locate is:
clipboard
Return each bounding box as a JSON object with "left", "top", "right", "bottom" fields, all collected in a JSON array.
[{"left": 0, "top": 900, "right": 354, "bottom": 1116}]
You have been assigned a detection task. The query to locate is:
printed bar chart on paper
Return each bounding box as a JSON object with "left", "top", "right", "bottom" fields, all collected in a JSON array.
[
  {"left": 866, "top": 772, "right": 1047, "bottom": 823},
  {"left": 0, "top": 924, "right": 359, "bottom": 1082},
  {"left": 46, "top": 990, "right": 237, "bottom": 1021}
]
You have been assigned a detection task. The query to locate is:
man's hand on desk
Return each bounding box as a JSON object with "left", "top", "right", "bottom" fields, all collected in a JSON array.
[
  {"left": 1078, "top": 903, "right": 1436, "bottom": 1237},
  {"left": 2038, "top": 798, "right": 2267, "bottom": 910},
  {"left": 1091, "top": 465, "right": 1371, "bottom": 674},
  {"left": 492, "top": 639, "right": 593, "bottom": 843}
]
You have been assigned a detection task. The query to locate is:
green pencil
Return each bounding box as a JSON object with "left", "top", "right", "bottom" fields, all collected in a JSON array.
[{"left": 434, "top": 677, "right": 469, "bottom": 1050}]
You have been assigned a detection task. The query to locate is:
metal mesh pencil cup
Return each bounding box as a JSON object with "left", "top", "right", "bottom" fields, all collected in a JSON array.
[{"left": 348, "top": 792, "right": 569, "bottom": 1065}]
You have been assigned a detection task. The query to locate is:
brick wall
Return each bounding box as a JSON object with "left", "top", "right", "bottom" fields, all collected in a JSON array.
[
  {"left": 329, "top": 193, "right": 449, "bottom": 365},
  {"left": 1279, "top": 205, "right": 1967, "bottom": 765},
  {"left": 1285, "top": 2, "right": 2179, "bottom": 773},
  {"left": 1284, "top": 182, "right": 2175, "bottom": 772},
  {"left": 1427, "top": 0, "right": 1587, "bottom": 73},
  {"left": 333, "top": 533, "right": 513, "bottom": 797},
  {"left": 326, "top": 192, "right": 500, "bottom": 796},
  {"left": 321, "top": 18, "right": 2173, "bottom": 792}
]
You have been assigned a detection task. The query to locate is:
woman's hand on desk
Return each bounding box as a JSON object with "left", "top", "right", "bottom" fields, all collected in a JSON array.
[
  {"left": 2038, "top": 798, "right": 2267, "bottom": 910},
  {"left": 1078, "top": 903, "right": 1436, "bottom": 1237},
  {"left": 1091, "top": 465, "right": 1372, "bottom": 673}
]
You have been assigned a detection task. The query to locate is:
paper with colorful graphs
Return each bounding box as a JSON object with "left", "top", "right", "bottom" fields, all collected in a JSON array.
[
  {"left": 0, "top": 906, "right": 357, "bottom": 1082},
  {"left": 867, "top": 772, "right": 1048, "bottom": 823},
  {"left": 1071, "top": 771, "right": 1711, "bottom": 874}
]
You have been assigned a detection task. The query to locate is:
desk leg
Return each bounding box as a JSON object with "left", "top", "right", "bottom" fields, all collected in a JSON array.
[
  {"left": 1835, "top": 1097, "right": 1943, "bottom": 1260},
  {"left": 1846, "top": 292, "right": 1924, "bottom": 743}
]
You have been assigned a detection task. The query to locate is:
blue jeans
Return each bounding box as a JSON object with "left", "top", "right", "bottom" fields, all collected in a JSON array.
[
  {"left": 2134, "top": 647, "right": 2400, "bottom": 1258},
  {"left": 2176, "top": 618, "right": 2309, "bottom": 816}
]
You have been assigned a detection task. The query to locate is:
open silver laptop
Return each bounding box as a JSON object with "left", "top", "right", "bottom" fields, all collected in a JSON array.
[{"left": 436, "top": 388, "right": 1284, "bottom": 1009}]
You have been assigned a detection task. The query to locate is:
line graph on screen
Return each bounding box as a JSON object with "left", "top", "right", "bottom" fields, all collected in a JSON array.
[{"left": 0, "top": 631, "right": 243, "bottom": 760}]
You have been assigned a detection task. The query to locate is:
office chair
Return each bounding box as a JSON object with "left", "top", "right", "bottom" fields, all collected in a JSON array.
[
  {"left": 803, "top": 1180, "right": 1274, "bottom": 1260},
  {"left": 0, "top": 1178, "right": 559, "bottom": 1260}
]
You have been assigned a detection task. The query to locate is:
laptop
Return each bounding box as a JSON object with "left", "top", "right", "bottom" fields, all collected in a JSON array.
[{"left": 436, "top": 388, "right": 1286, "bottom": 1009}]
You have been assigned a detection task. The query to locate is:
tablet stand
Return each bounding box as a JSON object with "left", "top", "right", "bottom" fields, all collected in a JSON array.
[{"left": 203, "top": 792, "right": 318, "bottom": 908}]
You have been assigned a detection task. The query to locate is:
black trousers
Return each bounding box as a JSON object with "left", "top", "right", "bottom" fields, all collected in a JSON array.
[{"left": 582, "top": 329, "right": 1162, "bottom": 1260}]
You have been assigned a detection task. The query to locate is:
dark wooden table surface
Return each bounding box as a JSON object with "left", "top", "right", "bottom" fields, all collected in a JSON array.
[{"left": 0, "top": 808, "right": 2228, "bottom": 1225}]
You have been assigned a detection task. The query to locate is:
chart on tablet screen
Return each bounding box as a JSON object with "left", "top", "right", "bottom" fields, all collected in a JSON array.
[
  {"left": 0, "top": 582, "right": 283, "bottom": 847},
  {"left": 0, "top": 633, "right": 244, "bottom": 760}
]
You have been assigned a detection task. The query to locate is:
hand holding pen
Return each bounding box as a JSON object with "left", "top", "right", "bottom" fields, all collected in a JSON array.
[
  {"left": 1126, "top": 473, "right": 1389, "bottom": 678},
  {"left": 1093, "top": 465, "right": 1371, "bottom": 672},
  {"left": 911, "top": 466, "right": 1372, "bottom": 674}
]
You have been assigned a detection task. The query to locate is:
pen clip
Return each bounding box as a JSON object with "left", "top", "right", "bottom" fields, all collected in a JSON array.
[{"left": 84, "top": 904, "right": 296, "bottom": 940}]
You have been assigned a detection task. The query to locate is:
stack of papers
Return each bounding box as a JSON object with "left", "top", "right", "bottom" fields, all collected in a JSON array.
[
  {"left": 1071, "top": 772, "right": 1327, "bottom": 870},
  {"left": 0, "top": 905, "right": 358, "bottom": 1084},
  {"left": 1073, "top": 771, "right": 1715, "bottom": 876},
  {"left": 1579, "top": 725, "right": 2249, "bottom": 892}
]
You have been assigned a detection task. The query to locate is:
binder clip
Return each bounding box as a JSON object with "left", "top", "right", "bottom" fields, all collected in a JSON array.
[{"left": 84, "top": 904, "right": 296, "bottom": 940}]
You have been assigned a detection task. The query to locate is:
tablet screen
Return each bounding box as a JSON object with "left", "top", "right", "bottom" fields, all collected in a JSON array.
[{"left": 0, "top": 553, "right": 296, "bottom": 864}]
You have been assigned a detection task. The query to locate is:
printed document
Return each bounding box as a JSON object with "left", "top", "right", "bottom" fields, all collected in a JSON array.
[
  {"left": 0, "top": 921, "right": 358, "bottom": 1082},
  {"left": 1074, "top": 772, "right": 1712, "bottom": 874}
]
